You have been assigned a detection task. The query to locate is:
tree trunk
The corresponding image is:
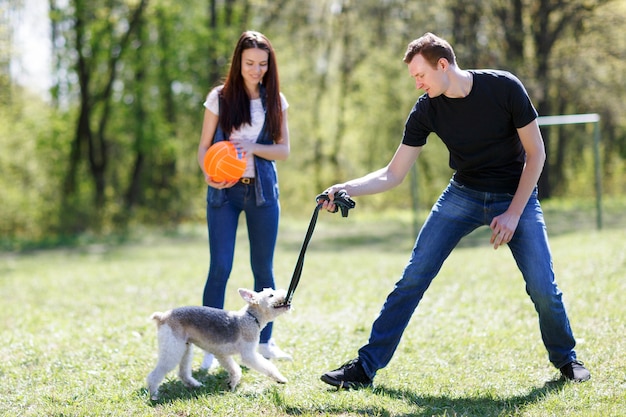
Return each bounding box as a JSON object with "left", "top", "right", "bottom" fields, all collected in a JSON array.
[
  {"left": 62, "top": 0, "right": 148, "bottom": 219},
  {"left": 449, "top": 0, "right": 484, "bottom": 67},
  {"left": 495, "top": 0, "right": 525, "bottom": 71}
]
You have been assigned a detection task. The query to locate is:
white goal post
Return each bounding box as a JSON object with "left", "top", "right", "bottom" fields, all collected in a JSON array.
[{"left": 537, "top": 113, "right": 603, "bottom": 230}]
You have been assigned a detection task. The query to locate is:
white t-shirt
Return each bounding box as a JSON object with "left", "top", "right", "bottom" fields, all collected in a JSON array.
[{"left": 204, "top": 88, "right": 289, "bottom": 178}]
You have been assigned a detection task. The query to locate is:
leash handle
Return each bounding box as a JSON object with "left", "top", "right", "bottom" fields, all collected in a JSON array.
[{"left": 315, "top": 190, "right": 356, "bottom": 217}]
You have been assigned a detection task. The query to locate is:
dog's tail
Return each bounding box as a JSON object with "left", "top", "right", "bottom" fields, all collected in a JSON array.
[{"left": 150, "top": 312, "right": 166, "bottom": 324}]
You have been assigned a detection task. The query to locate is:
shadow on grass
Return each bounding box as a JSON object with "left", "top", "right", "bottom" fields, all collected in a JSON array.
[
  {"left": 146, "top": 372, "right": 569, "bottom": 416},
  {"left": 282, "top": 379, "right": 567, "bottom": 417},
  {"left": 145, "top": 368, "right": 233, "bottom": 405},
  {"left": 374, "top": 379, "right": 567, "bottom": 417}
]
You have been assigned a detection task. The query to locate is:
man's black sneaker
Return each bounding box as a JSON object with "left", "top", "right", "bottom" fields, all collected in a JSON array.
[
  {"left": 320, "top": 358, "right": 373, "bottom": 389},
  {"left": 560, "top": 360, "right": 591, "bottom": 382}
]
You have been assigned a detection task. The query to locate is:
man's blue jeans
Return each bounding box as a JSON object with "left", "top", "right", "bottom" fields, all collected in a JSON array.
[
  {"left": 358, "top": 180, "right": 577, "bottom": 378},
  {"left": 203, "top": 182, "right": 279, "bottom": 343}
]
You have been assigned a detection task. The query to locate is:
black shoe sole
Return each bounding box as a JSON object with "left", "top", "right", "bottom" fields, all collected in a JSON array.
[
  {"left": 320, "top": 374, "right": 372, "bottom": 390},
  {"left": 561, "top": 374, "right": 591, "bottom": 382}
]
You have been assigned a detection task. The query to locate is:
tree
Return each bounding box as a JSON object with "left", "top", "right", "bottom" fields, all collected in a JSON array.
[
  {"left": 53, "top": 0, "right": 148, "bottom": 230},
  {"left": 3, "top": 0, "right": 625, "bottom": 245},
  {"left": 0, "top": 1, "right": 15, "bottom": 105},
  {"left": 528, "top": 0, "right": 612, "bottom": 198}
]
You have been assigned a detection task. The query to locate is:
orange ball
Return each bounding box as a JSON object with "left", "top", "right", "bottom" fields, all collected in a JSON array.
[{"left": 203, "top": 141, "right": 247, "bottom": 182}]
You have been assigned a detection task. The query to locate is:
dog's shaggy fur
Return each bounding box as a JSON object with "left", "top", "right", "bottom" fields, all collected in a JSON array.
[{"left": 147, "top": 288, "right": 290, "bottom": 400}]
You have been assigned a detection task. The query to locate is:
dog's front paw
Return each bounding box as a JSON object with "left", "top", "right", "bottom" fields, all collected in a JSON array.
[
  {"left": 227, "top": 380, "right": 239, "bottom": 392},
  {"left": 227, "top": 374, "right": 241, "bottom": 392},
  {"left": 275, "top": 374, "right": 288, "bottom": 384}
]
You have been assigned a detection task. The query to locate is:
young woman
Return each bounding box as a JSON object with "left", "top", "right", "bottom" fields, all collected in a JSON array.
[{"left": 197, "top": 31, "right": 291, "bottom": 369}]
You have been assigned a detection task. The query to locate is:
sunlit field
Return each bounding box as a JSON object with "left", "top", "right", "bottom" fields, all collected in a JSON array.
[{"left": 1, "top": 198, "right": 625, "bottom": 416}]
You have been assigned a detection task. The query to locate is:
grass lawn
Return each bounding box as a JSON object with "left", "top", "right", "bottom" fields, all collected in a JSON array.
[{"left": 1, "top": 199, "right": 625, "bottom": 416}]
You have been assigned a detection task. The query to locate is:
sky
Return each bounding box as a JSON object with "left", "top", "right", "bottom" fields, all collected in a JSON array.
[{"left": 10, "top": 0, "right": 52, "bottom": 95}]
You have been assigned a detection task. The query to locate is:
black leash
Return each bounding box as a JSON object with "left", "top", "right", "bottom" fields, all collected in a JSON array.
[{"left": 282, "top": 191, "right": 355, "bottom": 306}]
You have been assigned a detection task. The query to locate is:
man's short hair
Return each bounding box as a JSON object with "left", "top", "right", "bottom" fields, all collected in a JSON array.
[{"left": 403, "top": 32, "right": 457, "bottom": 67}]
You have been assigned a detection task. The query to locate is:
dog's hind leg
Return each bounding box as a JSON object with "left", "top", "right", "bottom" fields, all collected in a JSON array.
[
  {"left": 240, "top": 351, "right": 288, "bottom": 384},
  {"left": 215, "top": 355, "right": 242, "bottom": 391},
  {"left": 178, "top": 343, "right": 202, "bottom": 388},
  {"left": 147, "top": 325, "right": 190, "bottom": 400}
]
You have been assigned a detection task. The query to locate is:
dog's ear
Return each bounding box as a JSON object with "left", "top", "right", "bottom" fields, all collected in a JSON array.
[{"left": 238, "top": 288, "right": 259, "bottom": 304}]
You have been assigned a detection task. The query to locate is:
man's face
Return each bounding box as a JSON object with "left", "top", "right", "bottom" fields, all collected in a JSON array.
[{"left": 407, "top": 54, "right": 447, "bottom": 98}]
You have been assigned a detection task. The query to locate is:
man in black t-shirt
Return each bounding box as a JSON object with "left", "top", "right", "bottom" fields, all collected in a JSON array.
[{"left": 319, "top": 32, "right": 590, "bottom": 388}]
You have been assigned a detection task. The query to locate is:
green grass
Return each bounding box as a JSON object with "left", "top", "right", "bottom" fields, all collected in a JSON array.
[{"left": 1, "top": 200, "right": 625, "bottom": 416}]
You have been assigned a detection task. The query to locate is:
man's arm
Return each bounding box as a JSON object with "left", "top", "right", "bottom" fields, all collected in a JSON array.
[
  {"left": 321, "top": 144, "right": 422, "bottom": 210},
  {"left": 490, "top": 119, "right": 546, "bottom": 249}
]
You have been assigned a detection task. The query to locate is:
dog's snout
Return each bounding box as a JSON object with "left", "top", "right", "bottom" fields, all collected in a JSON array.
[{"left": 273, "top": 300, "right": 291, "bottom": 310}]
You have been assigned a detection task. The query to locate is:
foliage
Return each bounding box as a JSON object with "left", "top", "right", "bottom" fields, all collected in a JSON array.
[
  {"left": 1, "top": 203, "right": 625, "bottom": 416},
  {"left": 0, "top": 91, "right": 68, "bottom": 246},
  {"left": 1, "top": 0, "right": 625, "bottom": 245}
]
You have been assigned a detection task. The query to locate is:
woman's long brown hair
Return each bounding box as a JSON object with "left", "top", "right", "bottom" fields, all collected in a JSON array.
[{"left": 219, "top": 31, "right": 283, "bottom": 142}]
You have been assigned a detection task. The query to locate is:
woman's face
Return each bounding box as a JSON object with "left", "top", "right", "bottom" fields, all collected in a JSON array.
[{"left": 241, "top": 47, "right": 269, "bottom": 92}]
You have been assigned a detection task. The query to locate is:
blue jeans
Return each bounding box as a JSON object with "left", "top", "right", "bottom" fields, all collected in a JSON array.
[
  {"left": 358, "top": 180, "right": 577, "bottom": 378},
  {"left": 203, "top": 182, "right": 280, "bottom": 343}
]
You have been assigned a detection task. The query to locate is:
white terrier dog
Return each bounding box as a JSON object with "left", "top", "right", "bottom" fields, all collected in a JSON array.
[{"left": 147, "top": 288, "right": 291, "bottom": 400}]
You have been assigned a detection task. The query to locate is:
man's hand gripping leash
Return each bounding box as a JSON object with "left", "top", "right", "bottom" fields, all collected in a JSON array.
[
  {"left": 276, "top": 191, "right": 356, "bottom": 308},
  {"left": 316, "top": 190, "right": 356, "bottom": 217}
]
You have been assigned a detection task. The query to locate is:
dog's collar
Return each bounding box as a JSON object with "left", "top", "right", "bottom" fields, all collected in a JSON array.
[{"left": 247, "top": 311, "right": 261, "bottom": 328}]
